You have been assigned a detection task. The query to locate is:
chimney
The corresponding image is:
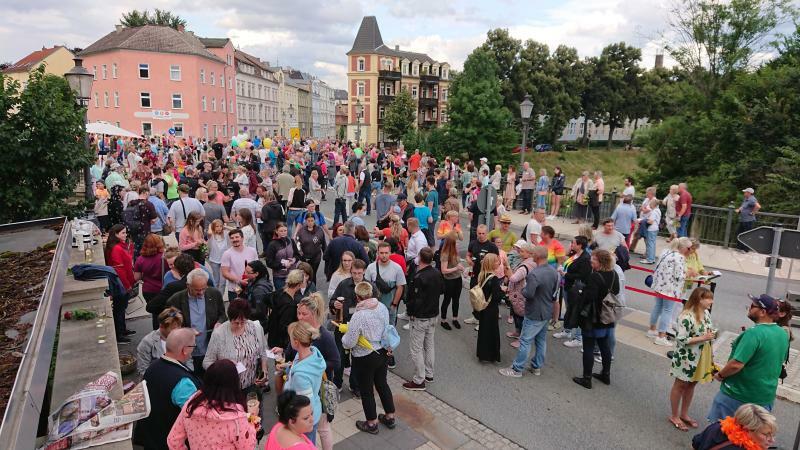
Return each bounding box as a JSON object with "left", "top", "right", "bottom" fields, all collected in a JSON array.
[
  {"left": 655, "top": 54, "right": 664, "bottom": 69},
  {"left": 395, "top": 45, "right": 399, "bottom": 51},
  {"left": 178, "top": 24, "right": 185, "bottom": 32},
  {"left": 115, "top": 25, "right": 122, "bottom": 32}
]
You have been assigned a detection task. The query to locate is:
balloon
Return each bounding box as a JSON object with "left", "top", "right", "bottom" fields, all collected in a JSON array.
[
  {"left": 238, "top": 140, "right": 249, "bottom": 148},
  {"left": 231, "top": 140, "right": 238, "bottom": 148},
  {"left": 264, "top": 138, "right": 272, "bottom": 148}
]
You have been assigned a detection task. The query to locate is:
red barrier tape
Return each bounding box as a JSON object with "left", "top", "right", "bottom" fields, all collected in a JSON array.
[
  {"left": 629, "top": 265, "right": 654, "bottom": 273},
  {"left": 625, "top": 285, "right": 684, "bottom": 304}
]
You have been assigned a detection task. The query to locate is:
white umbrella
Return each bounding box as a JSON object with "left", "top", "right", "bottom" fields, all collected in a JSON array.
[{"left": 86, "top": 121, "right": 139, "bottom": 138}]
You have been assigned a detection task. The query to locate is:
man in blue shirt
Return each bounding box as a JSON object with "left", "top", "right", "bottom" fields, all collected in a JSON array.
[
  {"left": 148, "top": 188, "right": 170, "bottom": 235},
  {"left": 735, "top": 188, "right": 761, "bottom": 251},
  {"left": 611, "top": 195, "right": 637, "bottom": 245},
  {"left": 424, "top": 176, "right": 439, "bottom": 246},
  {"left": 413, "top": 192, "right": 433, "bottom": 237}
]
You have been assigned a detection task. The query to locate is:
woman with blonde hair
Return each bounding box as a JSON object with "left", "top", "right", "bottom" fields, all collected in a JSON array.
[
  {"left": 692, "top": 403, "right": 777, "bottom": 449},
  {"left": 406, "top": 172, "right": 420, "bottom": 200},
  {"left": 206, "top": 219, "right": 228, "bottom": 290},
  {"left": 669, "top": 287, "right": 716, "bottom": 431},
  {"left": 327, "top": 251, "right": 355, "bottom": 298},
  {"left": 663, "top": 184, "right": 680, "bottom": 242},
  {"left": 283, "top": 321, "right": 326, "bottom": 444},
  {"left": 179, "top": 211, "right": 206, "bottom": 264},
  {"left": 476, "top": 253, "right": 503, "bottom": 363}
]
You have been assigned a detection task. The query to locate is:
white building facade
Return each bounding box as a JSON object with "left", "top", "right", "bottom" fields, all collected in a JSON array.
[
  {"left": 557, "top": 116, "right": 652, "bottom": 142},
  {"left": 313, "top": 79, "right": 336, "bottom": 138},
  {"left": 234, "top": 50, "right": 279, "bottom": 137}
]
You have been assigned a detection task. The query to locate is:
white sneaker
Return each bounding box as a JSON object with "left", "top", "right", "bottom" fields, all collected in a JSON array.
[
  {"left": 646, "top": 330, "right": 659, "bottom": 338},
  {"left": 463, "top": 317, "right": 478, "bottom": 324},
  {"left": 402, "top": 323, "right": 410, "bottom": 330},
  {"left": 653, "top": 336, "right": 672, "bottom": 346},
  {"left": 594, "top": 355, "right": 602, "bottom": 364},
  {"left": 563, "top": 339, "right": 582, "bottom": 348},
  {"left": 397, "top": 312, "right": 409, "bottom": 321},
  {"left": 499, "top": 367, "right": 522, "bottom": 378},
  {"left": 553, "top": 331, "right": 571, "bottom": 339},
  {"left": 474, "top": 325, "right": 480, "bottom": 331}
]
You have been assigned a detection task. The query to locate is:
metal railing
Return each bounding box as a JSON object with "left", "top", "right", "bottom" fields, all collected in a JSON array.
[{"left": 495, "top": 180, "right": 799, "bottom": 248}]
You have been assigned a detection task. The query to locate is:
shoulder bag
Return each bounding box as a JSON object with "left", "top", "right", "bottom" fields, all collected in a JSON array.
[{"left": 645, "top": 252, "right": 673, "bottom": 288}]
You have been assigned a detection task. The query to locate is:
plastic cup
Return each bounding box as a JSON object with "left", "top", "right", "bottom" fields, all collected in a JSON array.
[{"left": 246, "top": 392, "right": 259, "bottom": 415}]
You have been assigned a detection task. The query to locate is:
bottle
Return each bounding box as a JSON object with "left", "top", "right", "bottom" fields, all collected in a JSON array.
[{"left": 84, "top": 247, "right": 93, "bottom": 263}]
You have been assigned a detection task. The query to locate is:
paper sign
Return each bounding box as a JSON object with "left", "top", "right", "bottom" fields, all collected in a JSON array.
[
  {"left": 235, "top": 361, "right": 246, "bottom": 374},
  {"left": 265, "top": 350, "right": 277, "bottom": 359}
]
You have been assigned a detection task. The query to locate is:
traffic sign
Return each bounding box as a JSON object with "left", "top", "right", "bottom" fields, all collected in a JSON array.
[
  {"left": 168, "top": 128, "right": 175, "bottom": 135},
  {"left": 738, "top": 226, "right": 800, "bottom": 258}
]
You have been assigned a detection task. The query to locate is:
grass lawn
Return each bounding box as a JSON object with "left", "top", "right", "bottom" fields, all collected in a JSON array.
[{"left": 523, "top": 148, "right": 644, "bottom": 192}]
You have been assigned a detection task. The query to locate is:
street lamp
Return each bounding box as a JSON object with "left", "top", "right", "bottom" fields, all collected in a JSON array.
[
  {"left": 355, "top": 99, "right": 363, "bottom": 146},
  {"left": 282, "top": 110, "right": 286, "bottom": 137},
  {"left": 64, "top": 56, "right": 94, "bottom": 202},
  {"left": 519, "top": 94, "right": 533, "bottom": 166},
  {"left": 288, "top": 104, "right": 295, "bottom": 139}
]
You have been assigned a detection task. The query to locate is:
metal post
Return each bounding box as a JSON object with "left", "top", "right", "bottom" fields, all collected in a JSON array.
[
  {"left": 766, "top": 227, "right": 782, "bottom": 297},
  {"left": 519, "top": 122, "right": 528, "bottom": 167},
  {"left": 723, "top": 201, "right": 735, "bottom": 247},
  {"left": 81, "top": 106, "right": 94, "bottom": 203}
]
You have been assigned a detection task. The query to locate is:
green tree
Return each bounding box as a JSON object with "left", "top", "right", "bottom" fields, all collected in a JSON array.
[
  {"left": 594, "top": 43, "right": 642, "bottom": 149},
  {"left": 447, "top": 48, "right": 516, "bottom": 163},
  {"left": 579, "top": 57, "right": 605, "bottom": 147},
  {"left": 481, "top": 29, "right": 521, "bottom": 112},
  {"left": 537, "top": 45, "right": 585, "bottom": 145},
  {"left": 383, "top": 89, "right": 416, "bottom": 142},
  {"left": 0, "top": 67, "right": 93, "bottom": 223},
  {"left": 120, "top": 9, "right": 187, "bottom": 29}
]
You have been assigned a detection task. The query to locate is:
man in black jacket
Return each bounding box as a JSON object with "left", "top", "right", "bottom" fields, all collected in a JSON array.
[
  {"left": 403, "top": 248, "right": 443, "bottom": 391},
  {"left": 322, "top": 220, "right": 369, "bottom": 281},
  {"left": 260, "top": 191, "right": 284, "bottom": 254},
  {"left": 146, "top": 254, "right": 194, "bottom": 330}
]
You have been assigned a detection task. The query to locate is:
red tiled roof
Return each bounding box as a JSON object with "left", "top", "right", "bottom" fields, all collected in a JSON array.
[
  {"left": 3, "top": 46, "right": 69, "bottom": 73},
  {"left": 80, "top": 25, "right": 223, "bottom": 63}
]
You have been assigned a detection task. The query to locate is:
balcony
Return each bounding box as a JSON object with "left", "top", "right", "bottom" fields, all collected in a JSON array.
[
  {"left": 378, "top": 94, "right": 395, "bottom": 104},
  {"left": 418, "top": 97, "right": 438, "bottom": 107},
  {"left": 418, "top": 118, "right": 438, "bottom": 129},
  {"left": 379, "top": 70, "right": 402, "bottom": 80},
  {"left": 420, "top": 74, "right": 439, "bottom": 84}
]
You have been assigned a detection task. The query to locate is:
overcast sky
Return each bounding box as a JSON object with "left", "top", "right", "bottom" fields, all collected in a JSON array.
[{"left": 0, "top": 0, "right": 740, "bottom": 90}]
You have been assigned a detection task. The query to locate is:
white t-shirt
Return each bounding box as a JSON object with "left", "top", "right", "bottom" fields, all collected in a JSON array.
[
  {"left": 623, "top": 185, "right": 635, "bottom": 197},
  {"left": 526, "top": 218, "right": 543, "bottom": 244},
  {"left": 647, "top": 207, "right": 662, "bottom": 232},
  {"left": 167, "top": 196, "right": 205, "bottom": 231},
  {"left": 231, "top": 197, "right": 260, "bottom": 222},
  {"left": 220, "top": 246, "right": 259, "bottom": 292}
]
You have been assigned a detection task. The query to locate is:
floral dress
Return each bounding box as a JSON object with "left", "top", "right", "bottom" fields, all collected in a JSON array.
[{"left": 670, "top": 310, "right": 714, "bottom": 382}]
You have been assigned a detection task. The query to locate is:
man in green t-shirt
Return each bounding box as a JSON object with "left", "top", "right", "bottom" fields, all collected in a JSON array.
[
  {"left": 487, "top": 215, "right": 516, "bottom": 252},
  {"left": 707, "top": 294, "right": 789, "bottom": 422}
]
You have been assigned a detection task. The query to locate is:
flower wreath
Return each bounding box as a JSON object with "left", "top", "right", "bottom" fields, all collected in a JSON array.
[{"left": 719, "top": 416, "right": 761, "bottom": 450}]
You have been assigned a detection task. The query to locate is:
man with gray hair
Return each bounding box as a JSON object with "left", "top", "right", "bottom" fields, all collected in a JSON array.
[
  {"left": 323, "top": 220, "right": 369, "bottom": 281},
  {"left": 167, "top": 268, "right": 227, "bottom": 376},
  {"left": 138, "top": 327, "right": 201, "bottom": 449},
  {"left": 500, "top": 245, "right": 559, "bottom": 378}
]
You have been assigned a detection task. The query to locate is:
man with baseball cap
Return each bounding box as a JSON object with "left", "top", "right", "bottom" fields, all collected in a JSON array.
[
  {"left": 735, "top": 188, "right": 761, "bottom": 252},
  {"left": 707, "top": 294, "right": 789, "bottom": 422}
]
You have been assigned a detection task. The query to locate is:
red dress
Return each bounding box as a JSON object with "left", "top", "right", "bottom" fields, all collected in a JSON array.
[
  {"left": 106, "top": 242, "right": 135, "bottom": 290},
  {"left": 389, "top": 253, "right": 408, "bottom": 274}
]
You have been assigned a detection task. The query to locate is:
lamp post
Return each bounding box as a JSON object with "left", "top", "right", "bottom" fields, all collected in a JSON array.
[
  {"left": 355, "top": 99, "right": 363, "bottom": 146},
  {"left": 282, "top": 110, "right": 286, "bottom": 137},
  {"left": 288, "top": 104, "right": 295, "bottom": 139},
  {"left": 519, "top": 94, "right": 533, "bottom": 167},
  {"left": 64, "top": 56, "right": 94, "bottom": 203}
]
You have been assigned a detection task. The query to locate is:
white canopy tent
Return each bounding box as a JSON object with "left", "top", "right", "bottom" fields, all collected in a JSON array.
[{"left": 86, "top": 121, "right": 139, "bottom": 138}]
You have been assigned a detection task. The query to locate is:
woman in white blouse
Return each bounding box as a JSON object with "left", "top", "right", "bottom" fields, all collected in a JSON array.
[{"left": 648, "top": 237, "right": 692, "bottom": 346}]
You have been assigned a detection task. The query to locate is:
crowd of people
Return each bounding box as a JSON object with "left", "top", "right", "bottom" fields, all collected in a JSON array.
[{"left": 89, "top": 133, "right": 790, "bottom": 449}]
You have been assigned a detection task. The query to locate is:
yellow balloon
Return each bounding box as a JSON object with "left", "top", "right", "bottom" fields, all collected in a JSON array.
[
  {"left": 238, "top": 140, "right": 249, "bottom": 148},
  {"left": 264, "top": 138, "right": 272, "bottom": 149}
]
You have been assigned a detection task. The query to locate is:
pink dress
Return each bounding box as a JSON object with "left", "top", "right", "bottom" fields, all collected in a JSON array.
[
  {"left": 264, "top": 422, "right": 316, "bottom": 450},
  {"left": 503, "top": 172, "right": 516, "bottom": 201}
]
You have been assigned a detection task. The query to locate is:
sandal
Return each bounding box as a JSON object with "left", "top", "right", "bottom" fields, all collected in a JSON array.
[
  {"left": 680, "top": 417, "right": 699, "bottom": 429},
  {"left": 669, "top": 417, "right": 688, "bottom": 432}
]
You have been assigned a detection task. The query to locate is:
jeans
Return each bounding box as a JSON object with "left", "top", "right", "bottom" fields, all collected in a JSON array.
[
  {"left": 736, "top": 221, "right": 755, "bottom": 250},
  {"left": 441, "top": 277, "right": 461, "bottom": 319},
  {"left": 511, "top": 318, "right": 549, "bottom": 373},
  {"left": 581, "top": 332, "right": 612, "bottom": 377},
  {"left": 564, "top": 290, "right": 582, "bottom": 341},
  {"left": 409, "top": 317, "right": 436, "bottom": 384},
  {"left": 678, "top": 215, "right": 690, "bottom": 237},
  {"left": 650, "top": 296, "right": 677, "bottom": 333},
  {"left": 357, "top": 188, "right": 371, "bottom": 214},
  {"left": 645, "top": 229, "right": 657, "bottom": 262},
  {"left": 353, "top": 349, "right": 395, "bottom": 421},
  {"left": 333, "top": 198, "right": 348, "bottom": 225},
  {"left": 707, "top": 390, "right": 773, "bottom": 423},
  {"left": 305, "top": 422, "right": 319, "bottom": 445},
  {"left": 208, "top": 261, "right": 222, "bottom": 292},
  {"left": 286, "top": 209, "right": 303, "bottom": 237},
  {"left": 536, "top": 194, "right": 547, "bottom": 209}
]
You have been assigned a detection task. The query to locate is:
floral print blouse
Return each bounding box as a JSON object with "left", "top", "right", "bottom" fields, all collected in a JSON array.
[
  {"left": 651, "top": 250, "right": 686, "bottom": 299},
  {"left": 670, "top": 309, "right": 714, "bottom": 382}
]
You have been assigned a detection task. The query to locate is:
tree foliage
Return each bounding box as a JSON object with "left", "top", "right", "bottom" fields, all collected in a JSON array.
[
  {"left": 447, "top": 48, "right": 516, "bottom": 163},
  {"left": 120, "top": 9, "right": 187, "bottom": 29},
  {"left": 383, "top": 89, "right": 415, "bottom": 142},
  {"left": 0, "top": 67, "right": 93, "bottom": 223}
]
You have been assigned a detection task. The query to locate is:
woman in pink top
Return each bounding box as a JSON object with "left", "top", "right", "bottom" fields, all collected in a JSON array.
[
  {"left": 179, "top": 211, "right": 206, "bottom": 265},
  {"left": 265, "top": 391, "right": 316, "bottom": 450},
  {"left": 167, "top": 360, "right": 258, "bottom": 450}
]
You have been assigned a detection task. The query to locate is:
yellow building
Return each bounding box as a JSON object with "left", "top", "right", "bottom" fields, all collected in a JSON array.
[
  {"left": 2, "top": 46, "right": 76, "bottom": 87},
  {"left": 346, "top": 16, "right": 450, "bottom": 146}
]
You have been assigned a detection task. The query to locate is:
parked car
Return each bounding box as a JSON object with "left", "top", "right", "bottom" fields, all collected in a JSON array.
[
  {"left": 565, "top": 144, "right": 578, "bottom": 151},
  {"left": 535, "top": 144, "right": 552, "bottom": 152}
]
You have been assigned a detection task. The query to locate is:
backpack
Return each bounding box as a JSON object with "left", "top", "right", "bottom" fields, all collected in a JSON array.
[
  {"left": 509, "top": 266, "right": 529, "bottom": 316},
  {"left": 469, "top": 275, "right": 495, "bottom": 312},
  {"left": 599, "top": 271, "right": 623, "bottom": 325},
  {"left": 123, "top": 201, "right": 147, "bottom": 235}
]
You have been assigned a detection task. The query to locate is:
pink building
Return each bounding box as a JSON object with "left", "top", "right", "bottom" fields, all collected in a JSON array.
[{"left": 80, "top": 25, "right": 237, "bottom": 140}]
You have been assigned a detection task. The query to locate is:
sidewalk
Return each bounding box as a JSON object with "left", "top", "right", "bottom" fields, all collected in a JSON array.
[{"left": 498, "top": 211, "right": 800, "bottom": 281}]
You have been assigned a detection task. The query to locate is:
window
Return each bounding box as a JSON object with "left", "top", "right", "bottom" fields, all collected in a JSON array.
[
  {"left": 229, "top": 100, "right": 233, "bottom": 112},
  {"left": 203, "top": 124, "right": 208, "bottom": 139},
  {"left": 433, "top": 85, "right": 438, "bottom": 99},
  {"left": 357, "top": 81, "right": 365, "bottom": 97},
  {"left": 92, "top": 66, "right": 97, "bottom": 80},
  {"left": 222, "top": 126, "right": 227, "bottom": 137},
  {"left": 140, "top": 92, "right": 151, "bottom": 108},
  {"left": 433, "top": 107, "right": 438, "bottom": 119},
  {"left": 442, "top": 68, "right": 448, "bottom": 79},
  {"left": 113, "top": 91, "right": 119, "bottom": 107},
  {"left": 101, "top": 65, "right": 107, "bottom": 79},
  {"left": 93, "top": 92, "right": 99, "bottom": 107},
  {"left": 139, "top": 63, "right": 149, "bottom": 79},
  {"left": 357, "top": 57, "right": 365, "bottom": 72},
  {"left": 378, "top": 106, "right": 385, "bottom": 119},
  {"left": 227, "top": 55, "right": 232, "bottom": 66},
  {"left": 112, "top": 63, "right": 117, "bottom": 78},
  {"left": 142, "top": 122, "right": 152, "bottom": 136},
  {"left": 412, "top": 63, "right": 418, "bottom": 76},
  {"left": 212, "top": 98, "right": 216, "bottom": 112},
  {"left": 173, "top": 123, "right": 184, "bottom": 137},
  {"left": 213, "top": 124, "right": 218, "bottom": 137},
  {"left": 172, "top": 93, "right": 183, "bottom": 109},
  {"left": 411, "top": 86, "right": 418, "bottom": 99},
  {"left": 200, "top": 69, "right": 205, "bottom": 83},
  {"left": 402, "top": 62, "right": 409, "bottom": 75},
  {"left": 221, "top": 98, "right": 226, "bottom": 113},
  {"left": 201, "top": 96, "right": 206, "bottom": 111},
  {"left": 210, "top": 71, "right": 215, "bottom": 85},
  {"left": 220, "top": 74, "right": 224, "bottom": 87},
  {"left": 442, "top": 88, "right": 448, "bottom": 101},
  {"left": 422, "top": 64, "right": 429, "bottom": 75},
  {"left": 170, "top": 65, "right": 181, "bottom": 81}
]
